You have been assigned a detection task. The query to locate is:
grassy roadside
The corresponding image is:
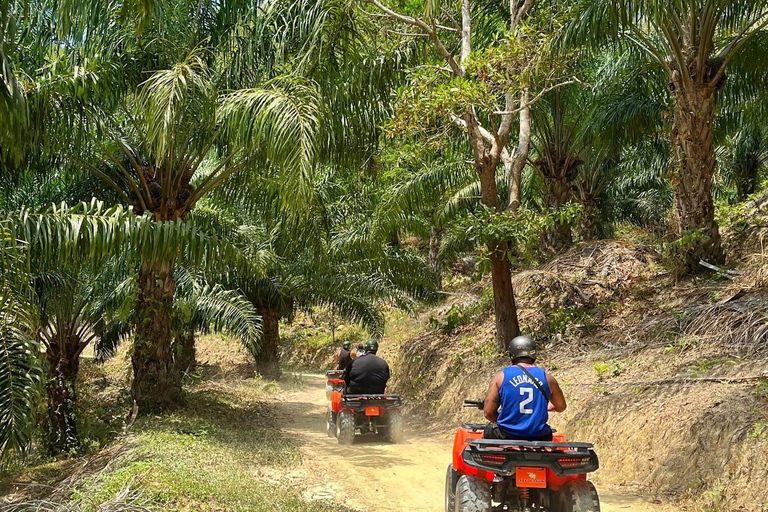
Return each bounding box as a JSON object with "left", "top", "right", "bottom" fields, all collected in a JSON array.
[{"left": 0, "top": 338, "right": 355, "bottom": 512}]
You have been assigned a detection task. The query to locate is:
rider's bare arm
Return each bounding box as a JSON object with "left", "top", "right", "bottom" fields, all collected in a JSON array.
[
  {"left": 546, "top": 373, "right": 567, "bottom": 412},
  {"left": 483, "top": 372, "right": 504, "bottom": 422}
]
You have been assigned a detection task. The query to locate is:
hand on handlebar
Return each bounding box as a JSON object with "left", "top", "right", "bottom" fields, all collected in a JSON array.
[{"left": 463, "top": 399, "right": 485, "bottom": 409}]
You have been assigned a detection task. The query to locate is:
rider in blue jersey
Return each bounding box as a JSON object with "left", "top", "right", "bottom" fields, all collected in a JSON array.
[{"left": 482, "top": 335, "right": 567, "bottom": 441}]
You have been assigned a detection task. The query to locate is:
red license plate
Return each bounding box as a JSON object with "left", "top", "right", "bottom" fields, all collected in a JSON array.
[
  {"left": 365, "top": 406, "right": 381, "bottom": 416},
  {"left": 516, "top": 467, "right": 547, "bottom": 488}
]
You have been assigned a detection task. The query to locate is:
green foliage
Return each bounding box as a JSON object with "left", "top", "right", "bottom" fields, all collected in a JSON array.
[
  {"left": 444, "top": 204, "right": 582, "bottom": 265},
  {"left": 0, "top": 224, "right": 42, "bottom": 459},
  {"left": 593, "top": 360, "right": 626, "bottom": 381}
]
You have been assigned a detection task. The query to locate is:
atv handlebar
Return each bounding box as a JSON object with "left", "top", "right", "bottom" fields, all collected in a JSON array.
[{"left": 463, "top": 399, "right": 484, "bottom": 409}]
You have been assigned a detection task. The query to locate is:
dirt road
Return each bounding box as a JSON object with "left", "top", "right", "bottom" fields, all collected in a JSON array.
[{"left": 274, "top": 374, "right": 676, "bottom": 512}]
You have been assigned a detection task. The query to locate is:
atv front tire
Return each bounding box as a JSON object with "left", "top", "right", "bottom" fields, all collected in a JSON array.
[
  {"left": 337, "top": 410, "right": 356, "bottom": 445},
  {"left": 386, "top": 409, "right": 404, "bottom": 443},
  {"left": 557, "top": 480, "right": 600, "bottom": 512},
  {"left": 327, "top": 408, "right": 336, "bottom": 438},
  {"left": 445, "top": 464, "right": 458, "bottom": 512},
  {"left": 454, "top": 475, "right": 491, "bottom": 512}
]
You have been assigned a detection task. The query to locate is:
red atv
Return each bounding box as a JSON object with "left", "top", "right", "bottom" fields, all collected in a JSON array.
[
  {"left": 446, "top": 400, "right": 600, "bottom": 512},
  {"left": 325, "top": 370, "right": 404, "bottom": 445}
]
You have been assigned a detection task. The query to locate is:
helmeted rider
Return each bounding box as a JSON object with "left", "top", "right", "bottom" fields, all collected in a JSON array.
[
  {"left": 335, "top": 340, "right": 353, "bottom": 370},
  {"left": 483, "top": 335, "right": 566, "bottom": 441},
  {"left": 344, "top": 339, "right": 390, "bottom": 395}
]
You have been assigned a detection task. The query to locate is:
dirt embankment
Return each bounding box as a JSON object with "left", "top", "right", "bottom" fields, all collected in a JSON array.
[{"left": 375, "top": 238, "right": 768, "bottom": 512}]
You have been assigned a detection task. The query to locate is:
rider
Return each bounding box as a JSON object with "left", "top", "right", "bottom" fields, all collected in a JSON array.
[
  {"left": 335, "top": 340, "right": 353, "bottom": 370},
  {"left": 344, "top": 339, "right": 390, "bottom": 394},
  {"left": 482, "top": 335, "right": 566, "bottom": 441}
]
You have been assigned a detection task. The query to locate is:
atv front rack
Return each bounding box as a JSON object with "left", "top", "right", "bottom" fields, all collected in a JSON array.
[
  {"left": 463, "top": 439, "right": 599, "bottom": 477},
  {"left": 341, "top": 394, "right": 403, "bottom": 410}
]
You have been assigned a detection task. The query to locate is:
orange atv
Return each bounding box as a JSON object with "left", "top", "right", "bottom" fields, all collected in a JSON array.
[
  {"left": 446, "top": 400, "right": 600, "bottom": 512},
  {"left": 325, "top": 370, "right": 404, "bottom": 445}
]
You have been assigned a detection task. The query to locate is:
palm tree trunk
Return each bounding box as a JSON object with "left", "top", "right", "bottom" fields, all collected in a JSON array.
[
  {"left": 671, "top": 83, "right": 724, "bottom": 268},
  {"left": 255, "top": 307, "right": 281, "bottom": 380},
  {"left": 541, "top": 176, "right": 574, "bottom": 257},
  {"left": 429, "top": 227, "right": 443, "bottom": 291},
  {"left": 578, "top": 198, "right": 596, "bottom": 241},
  {"left": 45, "top": 337, "right": 80, "bottom": 455},
  {"left": 131, "top": 260, "right": 182, "bottom": 411},
  {"left": 173, "top": 329, "right": 196, "bottom": 376},
  {"left": 736, "top": 162, "right": 760, "bottom": 202}
]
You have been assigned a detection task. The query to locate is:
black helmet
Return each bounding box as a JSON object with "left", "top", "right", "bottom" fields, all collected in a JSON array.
[
  {"left": 509, "top": 335, "right": 536, "bottom": 362},
  {"left": 342, "top": 340, "right": 351, "bottom": 350},
  {"left": 364, "top": 339, "right": 379, "bottom": 353}
]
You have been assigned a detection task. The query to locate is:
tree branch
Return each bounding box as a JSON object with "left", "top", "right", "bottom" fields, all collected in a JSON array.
[
  {"left": 364, "top": 0, "right": 463, "bottom": 76},
  {"left": 492, "top": 78, "right": 581, "bottom": 115}
]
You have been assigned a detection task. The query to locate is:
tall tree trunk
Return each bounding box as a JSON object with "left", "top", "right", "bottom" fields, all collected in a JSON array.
[
  {"left": 671, "top": 83, "right": 724, "bottom": 268},
  {"left": 507, "top": 89, "right": 531, "bottom": 212},
  {"left": 255, "top": 307, "right": 281, "bottom": 380},
  {"left": 488, "top": 240, "right": 520, "bottom": 347},
  {"left": 173, "top": 329, "right": 196, "bottom": 377},
  {"left": 429, "top": 227, "right": 444, "bottom": 291},
  {"left": 478, "top": 162, "right": 520, "bottom": 349},
  {"left": 131, "top": 260, "right": 182, "bottom": 412},
  {"left": 45, "top": 336, "right": 80, "bottom": 455}
]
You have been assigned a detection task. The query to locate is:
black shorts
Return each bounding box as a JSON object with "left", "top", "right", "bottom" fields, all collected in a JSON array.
[{"left": 483, "top": 423, "right": 553, "bottom": 442}]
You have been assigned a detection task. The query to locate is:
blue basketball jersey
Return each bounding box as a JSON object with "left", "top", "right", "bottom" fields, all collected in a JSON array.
[{"left": 496, "top": 365, "right": 552, "bottom": 438}]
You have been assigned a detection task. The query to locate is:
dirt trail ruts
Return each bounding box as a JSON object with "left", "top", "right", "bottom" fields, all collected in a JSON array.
[{"left": 274, "top": 374, "right": 678, "bottom": 512}]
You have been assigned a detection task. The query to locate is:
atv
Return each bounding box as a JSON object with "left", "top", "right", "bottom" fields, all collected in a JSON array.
[
  {"left": 325, "top": 370, "right": 404, "bottom": 445},
  {"left": 446, "top": 400, "right": 600, "bottom": 512}
]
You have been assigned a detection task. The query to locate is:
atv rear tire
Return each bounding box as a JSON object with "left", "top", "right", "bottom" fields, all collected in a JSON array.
[
  {"left": 557, "top": 480, "right": 600, "bottom": 512},
  {"left": 445, "top": 464, "right": 458, "bottom": 512},
  {"left": 386, "top": 409, "right": 404, "bottom": 443},
  {"left": 337, "top": 411, "right": 356, "bottom": 445},
  {"left": 327, "top": 408, "right": 336, "bottom": 438},
  {"left": 454, "top": 475, "right": 491, "bottom": 512}
]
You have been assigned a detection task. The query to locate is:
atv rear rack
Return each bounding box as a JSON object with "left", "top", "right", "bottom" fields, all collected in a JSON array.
[
  {"left": 341, "top": 394, "right": 403, "bottom": 409},
  {"left": 463, "top": 439, "right": 599, "bottom": 477}
]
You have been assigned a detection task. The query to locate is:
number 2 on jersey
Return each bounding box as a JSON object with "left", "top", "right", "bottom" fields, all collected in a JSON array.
[{"left": 519, "top": 387, "right": 534, "bottom": 414}]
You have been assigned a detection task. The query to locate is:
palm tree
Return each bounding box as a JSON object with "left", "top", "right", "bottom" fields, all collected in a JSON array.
[
  {"left": 566, "top": 0, "right": 768, "bottom": 268},
  {"left": 210, "top": 165, "right": 437, "bottom": 378},
  {"left": 720, "top": 125, "right": 768, "bottom": 201},
  {"left": 79, "top": 53, "right": 316, "bottom": 409},
  {"left": 530, "top": 90, "right": 585, "bottom": 255},
  {"left": 0, "top": 222, "right": 41, "bottom": 459}
]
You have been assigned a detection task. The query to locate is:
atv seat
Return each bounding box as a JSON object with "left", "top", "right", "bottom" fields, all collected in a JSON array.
[
  {"left": 468, "top": 439, "right": 594, "bottom": 450},
  {"left": 461, "top": 423, "right": 486, "bottom": 432},
  {"left": 341, "top": 394, "right": 403, "bottom": 409}
]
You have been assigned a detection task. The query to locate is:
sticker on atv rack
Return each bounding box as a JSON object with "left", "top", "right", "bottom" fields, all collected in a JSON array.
[{"left": 515, "top": 467, "right": 546, "bottom": 489}]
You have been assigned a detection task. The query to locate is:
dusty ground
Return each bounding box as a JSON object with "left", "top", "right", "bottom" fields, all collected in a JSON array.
[{"left": 272, "top": 374, "right": 681, "bottom": 512}]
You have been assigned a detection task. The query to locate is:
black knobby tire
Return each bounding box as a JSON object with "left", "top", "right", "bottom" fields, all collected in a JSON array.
[
  {"left": 326, "top": 408, "right": 336, "bottom": 438},
  {"left": 454, "top": 475, "right": 491, "bottom": 512},
  {"left": 386, "top": 409, "right": 404, "bottom": 443},
  {"left": 445, "top": 464, "right": 458, "bottom": 512},
  {"left": 337, "top": 410, "right": 356, "bottom": 445},
  {"left": 557, "top": 480, "right": 600, "bottom": 512}
]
